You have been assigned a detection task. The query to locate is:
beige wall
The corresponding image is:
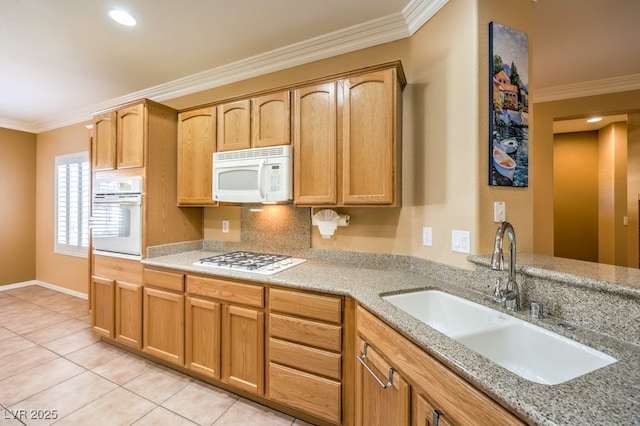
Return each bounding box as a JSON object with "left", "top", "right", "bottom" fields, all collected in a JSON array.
[
  {"left": 532, "top": 90, "right": 640, "bottom": 256},
  {"left": 0, "top": 128, "right": 36, "bottom": 286},
  {"left": 553, "top": 132, "right": 599, "bottom": 261},
  {"left": 35, "top": 122, "right": 92, "bottom": 294},
  {"left": 627, "top": 113, "right": 640, "bottom": 267},
  {"left": 552, "top": 124, "right": 631, "bottom": 266},
  {"left": 598, "top": 122, "right": 628, "bottom": 266}
]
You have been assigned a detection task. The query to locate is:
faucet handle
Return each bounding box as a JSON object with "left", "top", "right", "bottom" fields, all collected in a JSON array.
[
  {"left": 501, "top": 289, "right": 519, "bottom": 311},
  {"left": 494, "top": 278, "right": 502, "bottom": 297},
  {"left": 530, "top": 301, "right": 543, "bottom": 318}
]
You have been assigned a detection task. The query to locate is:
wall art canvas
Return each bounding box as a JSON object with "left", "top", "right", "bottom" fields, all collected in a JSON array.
[{"left": 489, "top": 22, "right": 529, "bottom": 187}]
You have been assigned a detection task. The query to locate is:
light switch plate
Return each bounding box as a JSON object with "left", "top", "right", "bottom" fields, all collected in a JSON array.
[
  {"left": 452, "top": 230, "right": 471, "bottom": 253},
  {"left": 422, "top": 227, "right": 433, "bottom": 247},
  {"left": 493, "top": 201, "right": 505, "bottom": 223},
  {"left": 222, "top": 220, "right": 230, "bottom": 233}
]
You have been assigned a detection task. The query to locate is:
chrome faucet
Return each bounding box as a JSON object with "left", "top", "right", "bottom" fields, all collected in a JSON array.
[{"left": 490, "top": 221, "right": 520, "bottom": 311}]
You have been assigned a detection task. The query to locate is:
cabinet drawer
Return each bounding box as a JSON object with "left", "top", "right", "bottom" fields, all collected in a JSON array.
[
  {"left": 94, "top": 255, "right": 143, "bottom": 285},
  {"left": 143, "top": 268, "right": 184, "bottom": 292},
  {"left": 270, "top": 313, "right": 341, "bottom": 352},
  {"left": 186, "top": 275, "right": 264, "bottom": 308},
  {"left": 269, "top": 338, "right": 341, "bottom": 380},
  {"left": 268, "top": 363, "right": 341, "bottom": 425},
  {"left": 270, "top": 288, "right": 342, "bottom": 323}
]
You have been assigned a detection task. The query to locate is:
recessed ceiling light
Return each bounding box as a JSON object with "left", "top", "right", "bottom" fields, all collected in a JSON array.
[
  {"left": 108, "top": 9, "right": 137, "bottom": 27},
  {"left": 586, "top": 117, "right": 602, "bottom": 123}
]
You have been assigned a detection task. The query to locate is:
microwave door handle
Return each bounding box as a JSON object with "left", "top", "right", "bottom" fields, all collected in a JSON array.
[{"left": 257, "top": 159, "right": 266, "bottom": 199}]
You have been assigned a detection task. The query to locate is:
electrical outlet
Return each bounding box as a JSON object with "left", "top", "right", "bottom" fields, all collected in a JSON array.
[
  {"left": 451, "top": 230, "right": 470, "bottom": 253},
  {"left": 422, "top": 227, "right": 433, "bottom": 247},
  {"left": 222, "top": 220, "right": 229, "bottom": 233},
  {"left": 493, "top": 201, "right": 505, "bottom": 222}
]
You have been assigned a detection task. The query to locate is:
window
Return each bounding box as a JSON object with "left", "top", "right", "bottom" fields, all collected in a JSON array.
[{"left": 55, "top": 152, "right": 90, "bottom": 257}]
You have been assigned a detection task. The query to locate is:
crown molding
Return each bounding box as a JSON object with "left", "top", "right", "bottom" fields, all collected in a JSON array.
[
  {"left": 11, "top": 0, "right": 446, "bottom": 134},
  {"left": 532, "top": 73, "right": 640, "bottom": 104}
]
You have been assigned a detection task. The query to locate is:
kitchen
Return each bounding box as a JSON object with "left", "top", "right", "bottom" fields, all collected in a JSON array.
[{"left": 1, "top": 0, "right": 640, "bottom": 425}]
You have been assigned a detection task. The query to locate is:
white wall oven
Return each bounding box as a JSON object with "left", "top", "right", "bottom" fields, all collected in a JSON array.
[{"left": 91, "top": 176, "right": 143, "bottom": 259}]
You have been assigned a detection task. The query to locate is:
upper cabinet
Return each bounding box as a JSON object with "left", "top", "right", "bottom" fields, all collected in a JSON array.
[
  {"left": 92, "top": 103, "right": 144, "bottom": 171},
  {"left": 294, "top": 64, "right": 404, "bottom": 207},
  {"left": 293, "top": 82, "right": 338, "bottom": 205},
  {"left": 252, "top": 91, "right": 291, "bottom": 148},
  {"left": 117, "top": 103, "right": 145, "bottom": 169},
  {"left": 342, "top": 68, "right": 400, "bottom": 206},
  {"left": 177, "top": 62, "right": 404, "bottom": 208},
  {"left": 217, "top": 91, "right": 291, "bottom": 152},
  {"left": 177, "top": 107, "right": 217, "bottom": 206},
  {"left": 92, "top": 111, "right": 117, "bottom": 171},
  {"left": 217, "top": 99, "right": 251, "bottom": 152}
]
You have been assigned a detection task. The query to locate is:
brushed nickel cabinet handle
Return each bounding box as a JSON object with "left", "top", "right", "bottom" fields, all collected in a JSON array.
[
  {"left": 433, "top": 409, "right": 443, "bottom": 426},
  {"left": 356, "top": 342, "right": 394, "bottom": 389}
]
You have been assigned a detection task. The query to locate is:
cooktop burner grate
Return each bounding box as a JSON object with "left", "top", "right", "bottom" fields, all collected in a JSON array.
[{"left": 193, "top": 251, "right": 306, "bottom": 275}]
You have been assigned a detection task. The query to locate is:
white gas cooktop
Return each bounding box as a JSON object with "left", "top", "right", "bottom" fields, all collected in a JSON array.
[{"left": 193, "top": 251, "right": 306, "bottom": 276}]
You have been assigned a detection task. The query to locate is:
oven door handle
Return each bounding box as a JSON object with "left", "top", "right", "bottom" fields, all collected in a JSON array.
[{"left": 92, "top": 198, "right": 141, "bottom": 205}]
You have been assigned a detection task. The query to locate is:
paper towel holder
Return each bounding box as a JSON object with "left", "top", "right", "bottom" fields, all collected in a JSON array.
[{"left": 311, "top": 208, "right": 350, "bottom": 239}]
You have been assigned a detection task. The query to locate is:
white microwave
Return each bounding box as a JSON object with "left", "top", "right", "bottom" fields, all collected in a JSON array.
[{"left": 213, "top": 145, "right": 292, "bottom": 203}]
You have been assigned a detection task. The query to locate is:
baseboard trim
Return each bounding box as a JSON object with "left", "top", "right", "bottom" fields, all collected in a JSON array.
[{"left": 0, "top": 280, "right": 88, "bottom": 300}]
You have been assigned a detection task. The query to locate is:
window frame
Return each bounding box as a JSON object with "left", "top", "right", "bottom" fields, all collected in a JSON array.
[{"left": 54, "top": 151, "right": 90, "bottom": 257}]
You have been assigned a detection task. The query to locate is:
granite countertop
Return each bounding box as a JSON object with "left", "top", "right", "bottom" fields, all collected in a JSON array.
[{"left": 142, "top": 250, "right": 640, "bottom": 426}]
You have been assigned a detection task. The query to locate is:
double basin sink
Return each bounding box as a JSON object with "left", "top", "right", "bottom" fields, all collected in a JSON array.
[{"left": 382, "top": 289, "right": 617, "bottom": 385}]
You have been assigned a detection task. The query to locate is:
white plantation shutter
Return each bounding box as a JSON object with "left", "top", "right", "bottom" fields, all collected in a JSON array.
[{"left": 55, "top": 152, "right": 90, "bottom": 256}]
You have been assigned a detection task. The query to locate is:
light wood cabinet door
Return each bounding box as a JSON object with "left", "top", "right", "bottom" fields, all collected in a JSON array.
[
  {"left": 177, "top": 107, "right": 217, "bottom": 205},
  {"left": 413, "top": 393, "right": 453, "bottom": 426},
  {"left": 293, "top": 82, "right": 338, "bottom": 205},
  {"left": 221, "top": 304, "right": 264, "bottom": 395},
  {"left": 217, "top": 100, "right": 251, "bottom": 152},
  {"left": 117, "top": 103, "right": 145, "bottom": 169},
  {"left": 115, "top": 281, "right": 142, "bottom": 349},
  {"left": 92, "top": 112, "right": 117, "bottom": 171},
  {"left": 355, "top": 338, "right": 410, "bottom": 426},
  {"left": 342, "top": 68, "right": 399, "bottom": 205},
  {"left": 185, "top": 296, "right": 221, "bottom": 379},
  {"left": 143, "top": 287, "right": 184, "bottom": 366},
  {"left": 91, "top": 276, "right": 115, "bottom": 338},
  {"left": 252, "top": 91, "right": 290, "bottom": 148}
]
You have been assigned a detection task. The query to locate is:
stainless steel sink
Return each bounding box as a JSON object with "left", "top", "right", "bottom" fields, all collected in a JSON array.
[{"left": 382, "top": 289, "right": 617, "bottom": 385}]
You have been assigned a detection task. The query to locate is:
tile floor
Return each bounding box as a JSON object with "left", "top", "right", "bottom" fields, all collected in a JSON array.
[{"left": 0, "top": 285, "right": 314, "bottom": 426}]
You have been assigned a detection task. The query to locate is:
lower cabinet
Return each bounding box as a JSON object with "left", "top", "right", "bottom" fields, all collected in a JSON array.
[
  {"left": 115, "top": 281, "right": 143, "bottom": 349},
  {"left": 355, "top": 305, "right": 524, "bottom": 426},
  {"left": 92, "top": 255, "right": 143, "bottom": 341},
  {"left": 221, "top": 304, "right": 264, "bottom": 394},
  {"left": 91, "top": 276, "right": 115, "bottom": 338},
  {"left": 94, "top": 264, "right": 525, "bottom": 425},
  {"left": 185, "top": 295, "right": 221, "bottom": 379},
  {"left": 267, "top": 288, "right": 344, "bottom": 424},
  {"left": 143, "top": 268, "right": 185, "bottom": 366},
  {"left": 186, "top": 274, "right": 265, "bottom": 396},
  {"left": 355, "top": 337, "right": 410, "bottom": 426}
]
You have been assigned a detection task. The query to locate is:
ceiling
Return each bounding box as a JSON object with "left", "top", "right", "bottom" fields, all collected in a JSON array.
[{"left": 2, "top": 0, "right": 639, "bottom": 133}]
